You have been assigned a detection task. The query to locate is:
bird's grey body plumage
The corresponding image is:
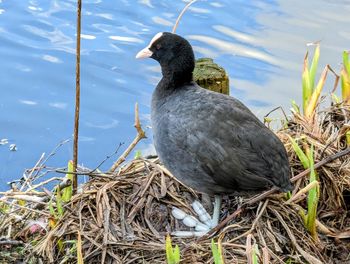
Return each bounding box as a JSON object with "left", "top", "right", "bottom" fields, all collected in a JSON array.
[{"left": 152, "top": 81, "right": 291, "bottom": 195}]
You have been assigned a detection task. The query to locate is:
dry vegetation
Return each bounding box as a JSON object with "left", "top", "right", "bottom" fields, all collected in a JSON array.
[{"left": 0, "top": 99, "right": 349, "bottom": 263}]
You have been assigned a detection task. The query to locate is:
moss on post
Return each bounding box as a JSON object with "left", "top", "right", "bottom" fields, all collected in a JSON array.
[{"left": 193, "top": 58, "right": 229, "bottom": 95}]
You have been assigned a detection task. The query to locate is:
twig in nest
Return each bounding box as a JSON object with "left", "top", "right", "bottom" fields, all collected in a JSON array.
[
  {"left": 0, "top": 191, "right": 47, "bottom": 196},
  {"left": 172, "top": 0, "right": 198, "bottom": 33},
  {"left": 199, "top": 207, "right": 243, "bottom": 241},
  {"left": 25, "top": 177, "right": 65, "bottom": 193},
  {"left": 272, "top": 209, "right": 323, "bottom": 264},
  {"left": 264, "top": 106, "right": 288, "bottom": 123},
  {"left": 54, "top": 169, "right": 114, "bottom": 179},
  {"left": 91, "top": 143, "right": 124, "bottom": 172},
  {"left": 0, "top": 195, "right": 47, "bottom": 205},
  {"left": 109, "top": 103, "right": 146, "bottom": 172},
  {"left": 0, "top": 239, "right": 24, "bottom": 246},
  {"left": 29, "top": 139, "right": 71, "bottom": 182},
  {"left": 285, "top": 181, "right": 319, "bottom": 204},
  {"left": 0, "top": 199, "right": 51, "bottom": 217},
  {"left": 20, "top": 153, "right": 45, "bottom": 191},
  {"left": 246, "top": 234, "right": 254, "bottom": 264},
  {"left": 54, "top": 178, "right": 72, "bottom": 192}
]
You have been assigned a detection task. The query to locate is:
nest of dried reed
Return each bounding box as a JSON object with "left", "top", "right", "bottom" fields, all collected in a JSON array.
[{"left": 0, "top": 102, "right": 349, "bottom": 264}]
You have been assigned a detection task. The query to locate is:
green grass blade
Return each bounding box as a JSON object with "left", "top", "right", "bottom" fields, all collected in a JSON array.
[
  {"left": 165, "top": 235, "right": 180, "bottom": 264},
  {"left": 211, "top": 239, "right": 219, "bottom": 264},
  {"left": 342, "top": 51, "right": 350, "bottom": 103},
  {"left": 331, "top": 93, "right": 340, "bottom": 104},
  {"left": 62, "top": 160, "right": 73, "bottom": 203},
  {"left": 173, "top": 245, "right": 180, "bottom": 263},
  {"left": 298, "top": 207, "right": 307, "bottom": 226},
  {"left": 49, "top": 199, "right": 56, "bottom": 217},
  {"left": 291, "top": 100, "right": 300, "bottom": 113},
  {"left": 166, "top": 235, "right": 173, "bottom": 264},
  {"left": 346, "top": 131, "right": 350, "bottom": 146},
  {"left": 309, "top": 44, "right": 320, "bottom": 90},
  {"left": 211, "top": 239, "right": 223, "bottom": 264},
  {"left": 305, "top": 66, "right": 328, "bottom": 118},
  {"left": 306, "top": 145, "right": 319, "bottom": 240},
  {"left": 343, "top": 51, "right": 350, "bottom": 76},
  {"left": 288, "top": 135, "right": 309, "bottom": 168},
  {"left": 134, "top": 150, "right": 142, "bottom": 159},
  {"left": 341, "top": 67, "right": 350, "bottom": 104},
  {"left": 55, "top": 187, "right": 64, "bottom": 217},
  {"left": 302, "top": 52, "right": 312, "bottom": 114},
  {"left": 252, "top": 244, "right": 259, "bottom": 264}
]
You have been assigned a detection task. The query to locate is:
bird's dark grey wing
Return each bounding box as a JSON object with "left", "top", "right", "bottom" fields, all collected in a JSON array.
[{"left": 167, "top": 87, "right": 291, "bottom": 192}]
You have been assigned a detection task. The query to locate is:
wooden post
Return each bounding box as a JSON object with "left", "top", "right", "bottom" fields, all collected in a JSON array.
[
  {"left": 73, "top": 0, "right": 82, "bottom": 194},
  {"left": 193, "top": 58, "right": 229, "bottom": 95}
]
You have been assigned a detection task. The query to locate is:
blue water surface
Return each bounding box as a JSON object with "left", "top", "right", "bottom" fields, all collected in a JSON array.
[{"left": 0, "top": 0, "right": 349, "bottom": 189}]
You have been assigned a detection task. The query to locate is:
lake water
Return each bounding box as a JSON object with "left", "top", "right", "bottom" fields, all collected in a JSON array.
[{"left": 0, "top": 0, "right": 349, "bottom": 189}]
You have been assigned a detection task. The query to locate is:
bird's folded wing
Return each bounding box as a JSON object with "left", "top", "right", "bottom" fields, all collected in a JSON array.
[{"left": 168, "top": 92, "right": 289, "bottom": 191}]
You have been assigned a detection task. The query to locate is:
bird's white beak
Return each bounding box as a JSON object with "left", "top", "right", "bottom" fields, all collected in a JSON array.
[
  {"left": 136, "top": 32, "right": 163, "bottom": 59},
  {"left": 135, "top": 47, "right": 153, "bottom": 59}
]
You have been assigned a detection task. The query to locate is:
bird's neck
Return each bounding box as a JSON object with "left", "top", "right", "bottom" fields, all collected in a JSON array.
[{"left": 160, "top": 65, "right": 193, "bottom": 89}]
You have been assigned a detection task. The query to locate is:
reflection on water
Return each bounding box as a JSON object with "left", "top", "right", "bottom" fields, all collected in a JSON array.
[
  {"left": 0, "top": 0, "right": 349, "bottom": 189},
  {"left": 188, "top": 34, "right": 279, "bottom": 65}
]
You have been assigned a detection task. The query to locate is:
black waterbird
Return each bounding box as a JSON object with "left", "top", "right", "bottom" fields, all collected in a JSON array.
[{"left": 136, "top": 32, "right": 292, "bottom": 236}]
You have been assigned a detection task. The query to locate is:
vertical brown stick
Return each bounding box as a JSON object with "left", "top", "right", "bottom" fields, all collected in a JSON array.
[{"left": 73, "top": 0, "right": 82, "bottom": 194}]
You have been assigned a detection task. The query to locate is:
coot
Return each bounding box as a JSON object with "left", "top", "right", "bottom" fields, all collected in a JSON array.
[{"left": 136, "top": 32, "right": 292, "bottom": 236}]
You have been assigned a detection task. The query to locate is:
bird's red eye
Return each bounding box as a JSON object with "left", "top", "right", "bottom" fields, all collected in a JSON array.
[{"left": 156, "top": 43, "right": 162, "bottom": 50}]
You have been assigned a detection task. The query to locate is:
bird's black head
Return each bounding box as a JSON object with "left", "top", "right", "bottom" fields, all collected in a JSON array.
[{"left": 136, "top": 32, "right": 195, "bottom": 87}]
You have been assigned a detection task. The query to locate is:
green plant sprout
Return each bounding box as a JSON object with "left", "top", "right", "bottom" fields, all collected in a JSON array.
[
  {"left": 305, "top": 145, "right": 319, "bottom": 240},
  {"left": 61, "top": 160, "right": 74, "bottom": 203},
  {"left": 165, "top": 235, "right": 180, "bottom": 264},
  {"left": 289, "top": 136, "right": 319, "bottom": 240},
  {"left": 302, "top": 44, "right": 330, "bottom": 118},
  {"left": 341, "top": 51, "right": 350, "bottom": 104},
  {"left": 341, "top": 51, "right": 350, "bottom": 146},
  {"left": 302, "top": 43, "right": 319, "bottom": 115},
  {"left": 211, "top": 239, "right": 223, "bottom": 264},
  {"left": 134, "top": 150, "right": 142, "bottom": 159},
  {"left": 252, "top": 244, "right": 259, "bottom": 264}
]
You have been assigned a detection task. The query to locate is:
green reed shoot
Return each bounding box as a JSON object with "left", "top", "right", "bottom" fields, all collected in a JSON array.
[
  {"left": 341, "top": 51, "right": 350, "bottom": 104},
  {"left": 165, "top": 235, "right": 180, "bottom": 264},
  {"left": 252, "top": 244, "right": 259, "bottom": 264},
  {"left": 59, "top": 240, "right": 78, "bottom": 262},
  {"left": 134, "top": 150, "right": 142, "bottom": 159},
  {"left": 341, "top": 51, "right": 350, "bottom": 145},
  {"left": 49, "top": 160, "right": 74, "bottom": 226},
  {"left": 48, "top": 190, "right": 65, "bottom": 251},
  {"left": 287, "top": 135, "right": 308, "bottom": 168},
  {"left": 211, "top": 239, "right": 223, "bottom": 264},
  {"left": 62, "top": 160, "right": 74, "bottom": 203},
  {"left": 302, "top": 44, "right": 319, "bottom": 114},
  {"left": 289, "top": 137, "right": 319, "bottom": 240},
  {"left": 0, "top": 201, "right": 9, "bottom": 213},
  {"left": 291, "top": 100, "right": 300, "bottom": 114},
  {"left": 49, "top": 188, "right": 64, "bottom": 219},
  {"left": 346, "top": 131, "right": 350, "bottom": 146},
  {"left": 309, "top": 44, "right": 320, "bottom": 91},
  {"left": 302, "top": 44, "right": 329, "bottom": 118},
  {"left": 331, "top": 93, "right": 340, "bottom": 104},
  {"left": 305, "top": 145, "right": 319, "bottom": 240}
]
